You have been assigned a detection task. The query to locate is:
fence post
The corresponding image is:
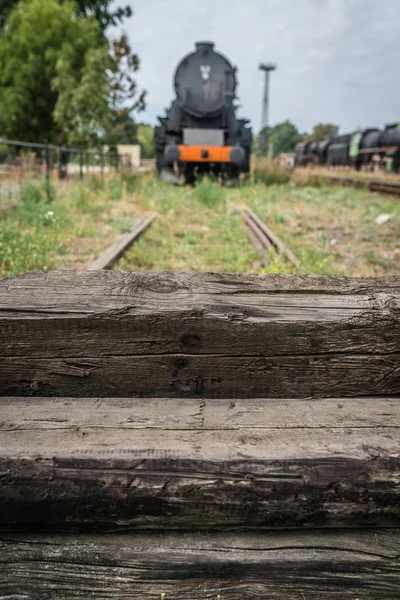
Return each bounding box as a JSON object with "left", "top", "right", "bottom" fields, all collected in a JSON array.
[
  {"left": 58, "top": 149, "right": 63, "bottom": 180},
  {"left": 79, "top": 151, "right": 83, "bottom": 181},
  {"left": 44, "top": 140, "right": 50, "bottom": 183},
  {"left": 86, "top": 152, "right": 89, "bottom": 176},
  {"left": 100, "top": 150, "right": 104, "bottom": 179}
]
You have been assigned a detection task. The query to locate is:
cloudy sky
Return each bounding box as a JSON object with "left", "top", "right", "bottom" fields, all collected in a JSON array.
[{"left": 114, "top": 0, "right": 400, "bottom": 135}]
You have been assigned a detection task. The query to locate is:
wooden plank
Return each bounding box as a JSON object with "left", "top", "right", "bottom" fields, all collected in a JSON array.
[
  {"left": 0, "top": 352, "right": 398, "bottom": 397},
  {"left": 88, "top": 213, "right": 156, "bottom": 270},
  {"left": 0, "top": 271, "right": 399, "bottom": 398},
  {"left": 0, "top": 396, "right": 399, "bottom": 531},
  {"left": 2, "top": 396, "right": 399, "bottom": 430},
  {"left": 1, "top": 530, "right": 400, "bottom": 598}
]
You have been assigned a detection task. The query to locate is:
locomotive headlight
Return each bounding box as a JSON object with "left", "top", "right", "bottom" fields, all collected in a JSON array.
[
  {"left": 229, "top": 145, "right": 245, "bottom": 165},
  {"left": 164, "top": 144, "right": 180, "bottom": 163}
]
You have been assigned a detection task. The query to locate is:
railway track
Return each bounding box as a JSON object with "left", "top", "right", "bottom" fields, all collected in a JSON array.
[
  {"left": 302, "top": 172, "right": 400, "bottom": 196},
  {"left": 369, "top": 179, "right": 400, "bottom": 195},
  {"left": 88, "top": 213, "right": 156, "bottom": 270},
  {"left": 234, "top": 204, "right": 300, "bottom": 269}
]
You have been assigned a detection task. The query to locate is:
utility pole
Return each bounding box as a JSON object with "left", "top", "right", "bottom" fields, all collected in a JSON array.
[{"left": 259, "top": 62, "right": 277, "bottom": 155}]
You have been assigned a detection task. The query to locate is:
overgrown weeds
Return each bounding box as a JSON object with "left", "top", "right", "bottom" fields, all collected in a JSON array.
[
  {"left": 0, "top": 172, "right": 144, "bottom": 278},
  {"left": 2, "top": 170, "right": 399, "bottom": 279},
  {"left": 252, "top": 157, "right": 292, "bottom": 186},
  {"left": 194, "top": 176, "right": 225, "bottom": 208}
]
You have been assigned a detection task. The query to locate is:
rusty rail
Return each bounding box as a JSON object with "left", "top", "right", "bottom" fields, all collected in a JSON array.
[
  {"left": 301, "top": 172, "right": 400, "bottom": 195},
  {"left": 88, "top": 213, "right": 156, "bottom": 270},
  {"left": 235, "top": 204, "right": 300, "bottom": 269}
]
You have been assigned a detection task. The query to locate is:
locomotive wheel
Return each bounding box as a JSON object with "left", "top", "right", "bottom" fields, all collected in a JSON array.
[
  {"left": 184, "top": 171, "right": 196, "bottom": 185},
  {"left": 181, "top": 164, "right": 196, "bottom": 185}
]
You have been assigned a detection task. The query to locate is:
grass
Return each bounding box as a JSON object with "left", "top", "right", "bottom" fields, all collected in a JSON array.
[
  {"left": 1, "top": 170, "right": 399, "bottom": 278},
  {"left": 0, "top": 171, "right": 145, "bottom": 278},
  {"left": 229, "top": 180, "right": 400, "bottom": 276},
  {"left": 119, "top": 177, "right": 399, "bottom": 277},
  {"left": 252, "top": 157, "right": 292, "bottom": 186},
  {"left": 194, "top": 176, "right": 225, "bottom": 207},
  {"left": 117, "top": 177, "right": 260, "bottom": 273}
]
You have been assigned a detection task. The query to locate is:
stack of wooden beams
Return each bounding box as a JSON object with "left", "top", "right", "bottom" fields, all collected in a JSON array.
[{"left": 0, "top": 271, "right": 399, "bottom": 598}]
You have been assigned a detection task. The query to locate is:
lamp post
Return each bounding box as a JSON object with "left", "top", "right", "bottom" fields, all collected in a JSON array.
[{"left": 259, "top": 63, "right": 277, "bottom": 155}]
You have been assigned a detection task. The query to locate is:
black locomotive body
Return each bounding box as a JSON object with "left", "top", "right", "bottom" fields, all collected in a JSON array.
[
  {"left": 155, "top": 42, "right": 252, "bottom": 184},
  {"left": 295, "top": 124, "right": 400, "bottom": 172}
]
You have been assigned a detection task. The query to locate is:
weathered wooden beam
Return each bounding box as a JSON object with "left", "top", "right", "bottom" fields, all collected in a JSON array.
[
  {"left": 0, "top": 271, "right": 399, "bottom": 398},
  {"left": 1, "top": 353, "right": 399, "bottom": 397},
  {"left": 3, "top": 396, "right": 400, "bottom": 429},
  {"left": 1, "top": 396, "right": 399, "bottom": 531},
  {"left": 1, "top": 530, "right": 400, "bottom": 598}
]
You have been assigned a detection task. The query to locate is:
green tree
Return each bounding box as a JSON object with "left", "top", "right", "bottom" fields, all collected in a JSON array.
[
  {"left": 0, "top": 0, "right": 111, "bottom": 144},
  {"left": 269, "top": 121, "right": 302, "bottom": 156},
  {"left": 0, "top": 0, "right": 131, "bottom": 31},
  {"left": 255, "top": 121, "right": 302, "bottom": 156},
  {"left": 104, "top": 109, "right": 138, "bottom": 149},
  {"left": 103, "top": 34, "right": 147, "bottom": 150},
  {"left": 136, "top": 123, "right": 155, "bottom": 159},
  {"left": 110, "top": 34, "right": 146, "bottom": 115},
  {"left": 0, "top": 0, "right": 15, "bottom": 28},
  {"left": 305, "top": 123, "right": 339, "bottom": 142},
  {"left": 0, "top": 0, "right": 146, "bottom": 146}
]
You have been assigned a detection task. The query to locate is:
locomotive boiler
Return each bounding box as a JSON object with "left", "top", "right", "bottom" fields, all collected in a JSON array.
[{"left": 154, "top": 42, "right": 252, "bottom": 184}]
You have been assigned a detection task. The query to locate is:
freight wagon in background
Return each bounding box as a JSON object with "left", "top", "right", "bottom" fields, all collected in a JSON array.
[{"left": 295, "top": 123, "right": 400, "bottom": 172}]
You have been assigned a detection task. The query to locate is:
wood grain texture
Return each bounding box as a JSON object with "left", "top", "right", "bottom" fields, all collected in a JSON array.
[
  {"left": 0, "top": 271, "right": 399, "bottom": 397},
  {"left": 1, "top": 530, "right": 400, "bottom": 599},
  {"left": 2, "top": 396, "right": 399, "bottom": 429},
  {"left": 1, "top": 396, "right": 399, "bottom": 531},
  {"left": 1, "top": 353, "right": 399, "bottom": 397}
]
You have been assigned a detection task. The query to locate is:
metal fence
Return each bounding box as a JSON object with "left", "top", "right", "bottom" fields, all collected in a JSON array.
[{"left": 0, "top": 138, "right": 128, "bottom": 207}]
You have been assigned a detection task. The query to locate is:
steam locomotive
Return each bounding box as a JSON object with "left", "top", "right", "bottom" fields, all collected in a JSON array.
[
  {"left": 154, "top": 42, "right": 252, "bottom": 184},
  {"left": 295, "top": 124, "right": 400, "bottom": 172}
]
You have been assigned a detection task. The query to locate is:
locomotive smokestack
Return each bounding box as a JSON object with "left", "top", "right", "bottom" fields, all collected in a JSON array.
[{"left": 196, "top": 42, "right": 214, "bottom": 52}]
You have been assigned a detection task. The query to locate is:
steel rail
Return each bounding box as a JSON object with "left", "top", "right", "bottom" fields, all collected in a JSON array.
[
  {"left": 302, "top": 172, "right": 400, "bottom": 195},
  {"left": 88, "top": 213, "right": 157, "bottom": 270},
  {"left": 234, "top": 203, "right": 300, "bottom": 269}
]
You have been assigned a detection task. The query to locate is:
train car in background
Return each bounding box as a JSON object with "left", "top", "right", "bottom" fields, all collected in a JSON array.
[
  {"left": 154, "top": 42, "right": 252, "bottom": 185},
  {"left": 326, "top": 133, "right": 352, "bottom": 166},
  {"left": 295, "top": 124, "right": 400, "bottom": 173}
]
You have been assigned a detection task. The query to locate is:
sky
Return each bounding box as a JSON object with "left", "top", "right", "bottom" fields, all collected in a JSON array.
[{"left": 113, "top": 0, "right": 400, "bottom": 135}]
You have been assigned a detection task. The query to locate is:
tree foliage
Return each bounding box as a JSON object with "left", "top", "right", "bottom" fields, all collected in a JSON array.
[
  {"left": 136, "top": 123, "right": 155, "bottom": 159},
  {"left": 269, "top": 121, "right": 303, "bottom": 156},
  {"left": 255, "top": 121, "right": 302, "bottom": 156},
  {"left": 110, "top": 34, "right": 146, "bottom": 115},
  {"left": 0, "top": 0, "right": 146, "bottom": 146},
  {"left": 104, "top": 109, "right": 138, "bottom": 148},
  {"left": 0, "top": 0, "right": 131, "bottom": 31},
  {"left": 0, "top": 0, "right": 111, "bottom": 144},
  {"left": 305, "top": 123, "right": 339, "bottom": 142},
  {"left": 74, "top": 1, "right": 132, "bottom": 31}
]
